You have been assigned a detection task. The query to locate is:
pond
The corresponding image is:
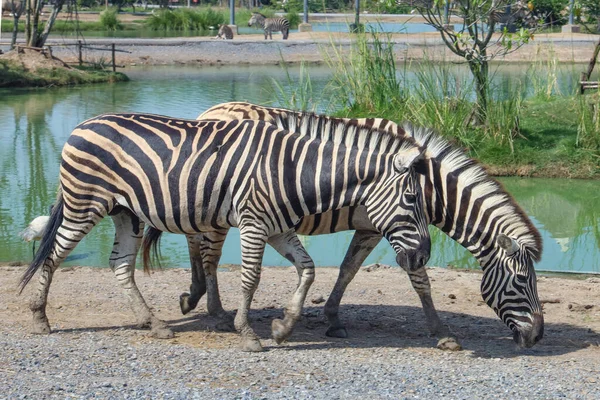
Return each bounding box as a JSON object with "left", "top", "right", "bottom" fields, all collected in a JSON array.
[{"left": 0, "top": 65, "right": 597, "bottom": 274}]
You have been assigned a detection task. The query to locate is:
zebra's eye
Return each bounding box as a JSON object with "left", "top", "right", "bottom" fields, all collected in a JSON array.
[
  {"left": 405, "top": 193, "right": 417, "bottom": 203},
  {"left": 515, "top": 273, "right": 528, "bottom": 283}
]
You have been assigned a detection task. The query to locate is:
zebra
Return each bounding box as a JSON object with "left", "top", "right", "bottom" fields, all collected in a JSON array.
[
  {"left": 215, "top": 24, "right": 234, "bottom": 40},
  {"left": 174, "top": 101, "right": 544, "bottom": 348},
  {"left": 248, "top": 13, "right": 289, "bottom": 40},
  {"left": 19, "top": 113, "right": 431, "bottom": 352},
  {"left": 489, "top": 1, "right": 538, "bottom": 30}
]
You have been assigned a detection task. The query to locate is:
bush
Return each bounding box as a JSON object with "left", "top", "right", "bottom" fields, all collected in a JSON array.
[
  {"left": 145, "top": 8, "right": 225, "bottom": 31},
  {"left": 100, "top": 8, "right": 123, "bottom": 31},
  {"left": 530, "top": 0, "right": 569, "bottom": 26},
  {"left": 285, "top": 10, "right": 301, "bottom": 29}
]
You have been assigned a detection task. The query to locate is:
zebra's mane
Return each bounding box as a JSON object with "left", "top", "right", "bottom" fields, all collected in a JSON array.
[
  {"left": 404, "top": 123, "right": 543, "bottom": 262},
  {"left": 273, "top": 111, "right": 419, "bottom": 156}
]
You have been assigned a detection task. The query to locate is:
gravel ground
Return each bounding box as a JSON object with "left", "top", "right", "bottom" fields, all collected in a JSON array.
[
  {"left": 1, "top": 265, "right": 599, "bottom": 399},
  {"left": 2, "top": 31, "right": 596, "bottom": 66}
]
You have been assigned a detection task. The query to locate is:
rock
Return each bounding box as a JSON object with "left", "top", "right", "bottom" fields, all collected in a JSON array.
[
  {"left": 568, "top": 303, "right": 594, "bottom": 312},
  {"left": 311, "top": 295, "right": 325, "bottom": 304},
  {"left": 448, "top": 294, "right": 457, "bottom": 299},
  {"left": 541, "top": 298, "right": 561, "bottom": 304},
  {"left": 437, "top": 337, "right": 462, "bottom": 351}
]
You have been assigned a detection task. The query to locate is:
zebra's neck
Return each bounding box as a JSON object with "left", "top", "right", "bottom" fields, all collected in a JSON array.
[{"left": 419, "top": 142, "right": 542, "bottom": 269}]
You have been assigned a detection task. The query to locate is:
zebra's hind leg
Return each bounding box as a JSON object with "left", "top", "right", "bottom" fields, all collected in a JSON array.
[
  {"left": 29, "top": 203, "right": 103, "bottom": 334},
  {"left": 324, "top": 231, "right": 382, "bottom": 338},
  {"left": 403, "top": 266, "right": 460, "bottom": 348},
  {"left": 110, "top": 209, "right": 173, "bottom": 339},
  {"left": 179, "top": 234, "right": 207, "bottom": 315},
  {"left": 198, "top": 229, "right": 234, "bottom": 331},
  {"left": 269, "top": 230, "right": 315, "bottom": 345}
]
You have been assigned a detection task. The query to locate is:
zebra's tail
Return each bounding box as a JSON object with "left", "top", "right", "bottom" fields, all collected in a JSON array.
[
  {"left": 141, "top": 227, "right": 163, "bottom": 274},
  {"left": 19, "top": 188, "right": 65, "bottom": 294}
]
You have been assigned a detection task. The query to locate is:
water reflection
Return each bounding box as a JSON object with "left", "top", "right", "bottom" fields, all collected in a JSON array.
[{"left": 0, "top": 65, "right": 597, "bottom": 273}]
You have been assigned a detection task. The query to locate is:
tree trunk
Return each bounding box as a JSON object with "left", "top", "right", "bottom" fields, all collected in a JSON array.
[
  {"left": 468, "top": 58, "right": 489, "bottom": 125},
  {"left": 32, "top": 0, "right": 63, "bottom": 47}
]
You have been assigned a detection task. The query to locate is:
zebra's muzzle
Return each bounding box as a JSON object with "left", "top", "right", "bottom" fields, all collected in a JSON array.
[
  {"left": 512, "top": 312, "right": 544, "bottom": 348},
  {"left": 396, "top": 248, "right": 430, "bottom": 271}
]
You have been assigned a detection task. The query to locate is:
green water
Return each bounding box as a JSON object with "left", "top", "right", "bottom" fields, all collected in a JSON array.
[{"left": 0, "top": 65, "right": 598, "bottom": 273}]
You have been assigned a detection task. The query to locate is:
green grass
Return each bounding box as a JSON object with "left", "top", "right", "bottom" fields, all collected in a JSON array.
[
  {"left": 319, "top": 31, "right": 599, "bottom": 178},
  {"left": 0, "top": 59, "right": 129, "bottom": 88}
]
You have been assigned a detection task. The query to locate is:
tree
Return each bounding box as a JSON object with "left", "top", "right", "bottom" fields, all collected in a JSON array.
[
  {"left": 396, "top": 0, "right": 536, "bottom": 124},
  {"left": 3, "top": 0, "right": 25, "bottom": 48},
  {"left": 25, "top": 0, "right": 67, "bottom": 48},
  {"left": 530, "top": 0, "right": 568, "bottom": 26}
]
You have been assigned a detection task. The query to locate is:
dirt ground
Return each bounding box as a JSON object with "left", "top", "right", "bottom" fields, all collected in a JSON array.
[{"left": 2, "top": 264, "right": 599, "bottom": 357}]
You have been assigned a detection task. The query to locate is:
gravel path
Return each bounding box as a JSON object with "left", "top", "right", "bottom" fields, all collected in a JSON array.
[
  {"left": 1, "top": 265, "right": 599, "bottom": 399},
  {"left": 2, "top": 31, "right": 596, "bottom": 66}
]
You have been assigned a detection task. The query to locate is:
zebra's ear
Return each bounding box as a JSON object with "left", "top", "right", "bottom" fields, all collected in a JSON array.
[
  {"left": 497, "top": 234, "right": 519, "bottom": 256},
  {"left": 393, "top": 147, "right": 423, "bottom": 174}
]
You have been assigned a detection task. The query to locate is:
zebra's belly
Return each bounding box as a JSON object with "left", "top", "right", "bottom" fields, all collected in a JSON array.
[{"left": 294, "top": 206, "right": 378, "bottom": 236}]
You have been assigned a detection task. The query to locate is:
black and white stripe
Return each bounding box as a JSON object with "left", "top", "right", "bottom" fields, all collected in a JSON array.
[
  {"left": 186, "top": 102, "right": 544, "bottom": 348},
  {"left": 20, "top": 113, "right": 430, "bottom": 352},
  {"left": 248, "top": 13, "right": 289, "bottom": 40}
]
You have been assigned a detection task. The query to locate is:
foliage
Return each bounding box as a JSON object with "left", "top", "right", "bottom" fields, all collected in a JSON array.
[
  {"left": 269, "top": 61, "right": 326, "bottom": 112},
  {"left": 285, "top": 10, "right": 301, "bottom": 29},
  {"left": 99, "top": 8, "right": 123, "bottom": 31},
  {"left": 530, "top": 0, "right": 568, "bottom": 26},
  {"left": 576, "top": 93, "right": 600, "bottom": 154},
  {"left": 145, "top": 8, "right": 225, "bottom": 31}
]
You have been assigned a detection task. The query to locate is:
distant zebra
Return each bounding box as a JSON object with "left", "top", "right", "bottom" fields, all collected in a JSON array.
[
  {"left": 248, "top": 13, "right": 289, "bottom": 40},
  {"left": 20, "top": 114, "right": 430, "bottom": 352},
  {"left": 215, "top": 24, "right": 234, "bottom": 40},
  {"left": 489, "top": 1, "right": 538, "bottom": 29},
  {"left": 176, "top": 102, "right": 544, "bottom": 348}
]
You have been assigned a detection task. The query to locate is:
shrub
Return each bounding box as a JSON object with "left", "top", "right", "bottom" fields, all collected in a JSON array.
[{"left": 100, "top": 8, "right": 123, "bottom": 31}]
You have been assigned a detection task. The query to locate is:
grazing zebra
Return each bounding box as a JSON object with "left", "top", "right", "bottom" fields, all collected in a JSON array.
[
  {"left": 248, "top": 13, "right": 289, "bottom": 40},
  {"left": 215, "top": 24, "right": 234, "bottom": 40},
  {"left": 19, "top": 113, "right": 431, "bottom": 352},
  {"left": 176, "top": 101, "right": 544, "bottom": 348}
]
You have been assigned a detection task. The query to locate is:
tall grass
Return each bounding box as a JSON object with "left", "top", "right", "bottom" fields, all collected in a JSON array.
[
  {"left": 325, "top": 30, "right": 408, "bottom": 118},
  {"left": 576, "top": 92, "right": 600, "bottom": 154},
  {"left": 269, "top": 61, "right": 323, "bottom": 112}
]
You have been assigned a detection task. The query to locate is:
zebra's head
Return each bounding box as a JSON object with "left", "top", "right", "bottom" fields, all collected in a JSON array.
[
  {"left": 366, "top": 146, "right": 430, "bottom": 272},
  {"left": 248, "top": 13, "right": 264, "bottom": 27},
  {"left": 482, "top": 234, "right": 544, "bottom": 348}
]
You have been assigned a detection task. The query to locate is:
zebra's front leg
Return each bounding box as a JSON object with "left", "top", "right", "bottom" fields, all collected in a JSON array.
[
  {"left": 110, "top": 210, "right": 173, "bottom": 339},
  {"left": 268, "top": 230, "right": 315, "bottom": 345},
  {"left": 235, "top": 226, "right": 269, "bottom": 352},
  {"left": 325, "top": 230, "right": 382, "bottom": 338},
  {"left": 402, "top": 266, "right": 457, "bottom": 344},
  {"left": 179, "top": 234, "right": 207, "bottom": 315}
]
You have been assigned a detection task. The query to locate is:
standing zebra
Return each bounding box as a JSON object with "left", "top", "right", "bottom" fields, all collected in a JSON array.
[
  {"left": 20, "top": 114, "right": 431, "bottom": 352},
  {"left": 177, "top": 102, "right": 544, "bottom": 348},
  {"left": 248, "top": 13, "right": 289, "bottom": 40}
]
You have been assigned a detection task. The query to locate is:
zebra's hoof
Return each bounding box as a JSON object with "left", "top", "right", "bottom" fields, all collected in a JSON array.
[
  {"left": 271, "top": 318, "right": 291, "bottom": 344},
  {"left": 179, "top": 292, "right": 192, "bottom": 315},
  {"left": 241, "top": 338, "right": 264, "bottom": 352},
  {"left": 31, "top": 319, "right": 51, "bottom": 335},
  {"left": 325, "top": 326, "right": 348, "bottom": 338}
]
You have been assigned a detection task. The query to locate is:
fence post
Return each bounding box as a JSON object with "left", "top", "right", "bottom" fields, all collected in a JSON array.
[
  {"left": 78, "top": 40, "right": 82, "bottom": 66},
  {"left": 111, "top": 43, "right": 116, "bottom": 73}
]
